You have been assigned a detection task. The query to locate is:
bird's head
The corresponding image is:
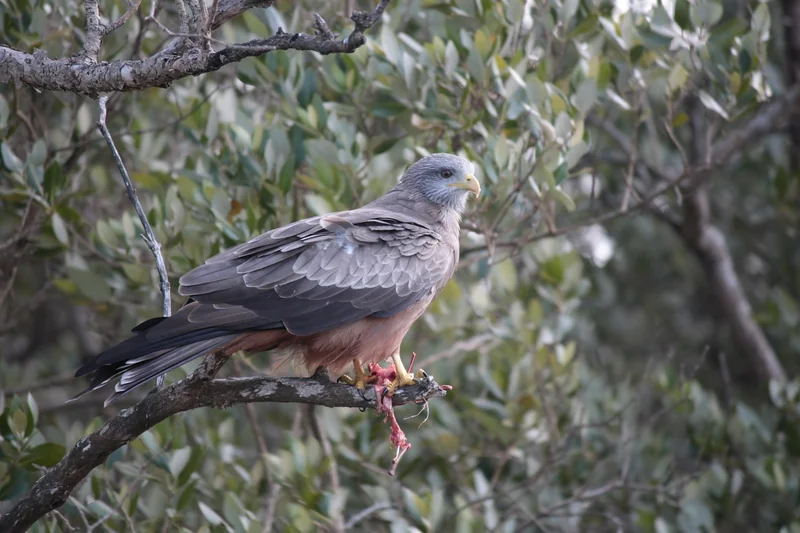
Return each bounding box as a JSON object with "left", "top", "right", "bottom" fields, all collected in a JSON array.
[{"left": 400, "top": 153, "right": 481, "bottom": 213}]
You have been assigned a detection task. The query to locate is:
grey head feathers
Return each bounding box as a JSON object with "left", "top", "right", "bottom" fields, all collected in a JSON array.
[{"left": 390, "top": 153, "right": 480, "bottom": 214}]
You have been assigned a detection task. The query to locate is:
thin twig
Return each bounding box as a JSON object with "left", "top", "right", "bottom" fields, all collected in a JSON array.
[
  {"left": 102, "top": 0, "right": 143, "bottom": 36},
  {"left": 96, "top": 96, "right": 171, "bottom": 391},
  {"left": 344, "top": 502, "right": 393, "bottom": 529},
  {"left": 207, "top": 0, "right": 221, "bottom": 31}
]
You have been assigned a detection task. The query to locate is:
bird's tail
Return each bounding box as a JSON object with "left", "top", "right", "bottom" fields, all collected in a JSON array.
[{"left": 72, "top": 329, "right": 239, "bottom": 407}]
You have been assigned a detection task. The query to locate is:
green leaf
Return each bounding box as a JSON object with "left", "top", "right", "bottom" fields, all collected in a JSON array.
[
  {"left": 43, "top": 162, "right": 65, "bottom": 202},
  {"left": 25, "top": 394, "right": 38, "bottom": 435},
  {"left": 368, "top": 96, "right": 408, "bottom": 118},
  {"left": 474, "top": 29, "right": 492, "bottom": 60},
  {"left": 198, "top": 501, "right": 226, "bottom": 526},
  {"left": 26, "top": 139, "right": 47, "bottom": 168},
  {"left": 176, "top": 480, "right": 197, "bottom": 511},
  {"left": 493, "top": 138, "right": 509, "bottom": 171},
  {"left": 444, "top": 41, "right": 459, "bottom": 77},
  {"left": 751, "top": 3, "right": 770, "bottom": 40},
  {"left": 1, "top": 143, "right": 23, "bottom": 172},
  {"left": 51, "top": 213, "right": 69, "bottom": 246},
  {"left": 278, "top": 158, "right": 294, "bottom": 194},
  {"left": 550, "top": 188, "right": 576, "bottom": 211},
  {"left": 698, "top": 90, "right": 729, "bottom": 120},
  {"left": 20, "top": 443, "right": 66, "bottom": 468},
  {"left": 10, "top": 409, "right": 27, "bottom": 441},
  {"left": 380, "top": 25, "right": 402, "bottom": 64},
  {"left": 630, "top": 44, "right": 646, "bottom": 64},
  {"left": 304, "top": 193, "right": 332, "bottom": 215},
  {"left": 67, "top": 267, "right": 112, "bottom": 301},
  {"left": 668, "top": 64, "right": 689, "bottom": 92},
  {"left": 554, "top": 162, "right": 569, "bottom": 185},
  {"left": 169, "top": 447, "right": 192, "bottom": 479},
  {"left": 573, "top": 79, "right": 597, "bottom": 114},
  {"left": 466, "top": 47, "right": 486, "bottom": 80}
]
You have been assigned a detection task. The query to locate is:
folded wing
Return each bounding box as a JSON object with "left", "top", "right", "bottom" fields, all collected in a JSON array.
[{"left": 75, "top": 207, "right": 455, "bottom": 401}]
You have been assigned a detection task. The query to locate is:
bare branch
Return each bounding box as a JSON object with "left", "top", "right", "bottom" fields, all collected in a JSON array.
[
  {"left": 313, "top": 13, "right": 337, "bottom": 40},
  {"left": 345, "top": 502, "right": 393, "bottom": 529},
  {"left": 97, "top": 96, "right": 171, "bottom": 321},
  {"left": 206, "top": 0, "right": 222, "bottom": 32},
  {"left": 0, "top": 364, "right": 448, "bottom": 532},
  {"left": 102, "top": 0, "right": 143, "bottom": 37},
  {"left": 0, "top": 0, "right": 391, "bottom": 97}
]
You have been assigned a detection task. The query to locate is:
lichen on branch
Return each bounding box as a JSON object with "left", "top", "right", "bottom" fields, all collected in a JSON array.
[{"left": 0, "top": 0, "right": 390, "bottom": 97}]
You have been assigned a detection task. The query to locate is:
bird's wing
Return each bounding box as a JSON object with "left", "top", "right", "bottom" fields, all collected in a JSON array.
[{"left": 176, "top": 207, "right": 456, "bottom": 336}]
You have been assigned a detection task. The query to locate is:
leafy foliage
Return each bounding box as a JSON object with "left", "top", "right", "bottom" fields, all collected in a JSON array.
[{"left": 1, "top": 0, "right": 800, "bottom": 531}]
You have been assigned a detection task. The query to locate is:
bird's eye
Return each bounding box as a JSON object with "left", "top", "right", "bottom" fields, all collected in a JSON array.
[{"left": 440, "top": 169, "right": 453, "bottom": 178}]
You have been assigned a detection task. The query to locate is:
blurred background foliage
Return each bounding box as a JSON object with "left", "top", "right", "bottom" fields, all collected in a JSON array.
[{"left": 2, "top": 0, "right": 800, "bottom": 531}]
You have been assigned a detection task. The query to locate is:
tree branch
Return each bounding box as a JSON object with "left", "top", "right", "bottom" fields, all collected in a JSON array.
[
  {"left": 97, "top": 96, "right": 171, "bottom": 319},
  {"left": 0, "top": 0, "right": 390, "bottom": 97},
  {"left": 680, "top": 97, "right": 787, "bottom": 384},
  {"left": 82, "top": 0, "right": 104, "bottom": 62},
  {"left": 102, "top": 0, "right": 143, "bottom": 37},
  {"left": 0, "top": 363, "right": 448, "bottom": 532}
]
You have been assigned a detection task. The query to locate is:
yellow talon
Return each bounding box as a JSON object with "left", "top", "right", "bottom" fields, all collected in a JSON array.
[
  {"left": 383, "top": 351, "right": 427, "bottom": 397},
  {"left": 338, "top": 358, "right": 378, "bottom": 390}
]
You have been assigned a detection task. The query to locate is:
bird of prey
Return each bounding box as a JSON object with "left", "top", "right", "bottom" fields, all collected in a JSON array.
[{"left": 75, "top": 153, "right": 480, "bottom": 406}]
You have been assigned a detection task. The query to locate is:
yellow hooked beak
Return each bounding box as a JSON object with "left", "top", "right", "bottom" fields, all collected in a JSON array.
[{"left": 449, "top": 174, "right": 481, "bottom": 198}]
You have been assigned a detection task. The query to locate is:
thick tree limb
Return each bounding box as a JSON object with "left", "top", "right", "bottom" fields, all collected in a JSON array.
[
  {"left": 82, "top": 0, "right": 104, "bottom": 62},
  {"left": 0, "top": 359, "right": 448, "bottom": 533},
  {"left": 681, "top": 98, "right": 788, "bottom": 384},
  {"left": 681, "top": 190, "right": 787, "bottom": 383},
  {"left": 0, "top": 0, "right": 390, "bottom": 97}
]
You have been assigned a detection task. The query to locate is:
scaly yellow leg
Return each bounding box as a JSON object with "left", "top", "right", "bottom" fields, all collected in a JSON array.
[{"left": 338, "top": 358, "right": 377, "bottom": 390}]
